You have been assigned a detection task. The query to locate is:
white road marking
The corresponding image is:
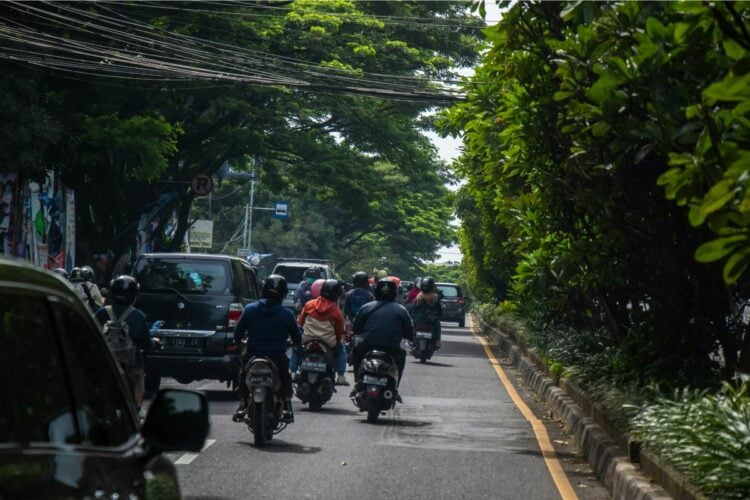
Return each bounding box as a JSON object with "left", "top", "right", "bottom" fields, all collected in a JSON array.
[{"left": 174, "top": 439, "right": 216, "bottom": 465}]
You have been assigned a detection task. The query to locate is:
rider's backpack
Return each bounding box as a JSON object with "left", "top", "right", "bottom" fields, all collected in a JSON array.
[
  {"left": 80, "top": 282, "right": 98, "bottom": 311},
  {"left": 103, "top": 305, "right": 136, "bottom": 368},
  {"left": 347, "top": 288, "right": 372, "bottom": 319}
]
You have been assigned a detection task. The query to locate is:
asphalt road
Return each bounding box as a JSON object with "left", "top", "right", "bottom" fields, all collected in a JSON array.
[{"left": 160, "top": 319, "right": 609, "bottom": 500}]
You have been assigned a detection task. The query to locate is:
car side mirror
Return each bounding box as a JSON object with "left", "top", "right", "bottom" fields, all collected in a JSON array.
[{"left": 142, "top": 389, "right": 209, "bottom": 452}]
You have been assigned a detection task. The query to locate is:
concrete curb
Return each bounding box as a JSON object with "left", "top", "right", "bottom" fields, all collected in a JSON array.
[{"left": 472, "top": 314, "right": 672, "bottom": 500}]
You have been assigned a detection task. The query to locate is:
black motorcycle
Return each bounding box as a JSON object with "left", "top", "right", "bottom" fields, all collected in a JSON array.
[
  {"left": 410, "top": 322, "right": 438, "bottom": 363},
  {"left": 293, "top": 340, "right": 334, "bottom": 410},
  {"left": 351, "top": 349, "right": 400, "bottom": 422},
  {"left": 242, "top": 357, "right": 288, "bottom": 446}
]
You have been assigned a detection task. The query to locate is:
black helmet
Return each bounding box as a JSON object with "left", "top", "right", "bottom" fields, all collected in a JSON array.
[
  {"left": 420, "top": 277, "right": 436, "bottom": 293},
  {"left": 110, "top": 275, "right": 139, "bottom": 304},
  {"left": 53, "top": 267, "right": 69, "bottom": 280},
  {"left": 321, "top": 279, "right": 342, "bottom": 301},
  {"left": 351, "top": 271, "right": 369, "bottom": 288},
  {"left": 262, "top": 274, "right": 288, "bottom": 301},
  {"left": 69, "top": 267, "right": 84, "bottom": 283},
  {"left": 81, "top": 265, "right": 94, "bottom": 282},
  {"left": 374, "top": 277, "right": 398, "bottom": 302}
]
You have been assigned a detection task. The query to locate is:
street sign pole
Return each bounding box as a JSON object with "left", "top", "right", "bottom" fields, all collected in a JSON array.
[{"left": 247, "top": 172, "right": 256, "bottom": 252}]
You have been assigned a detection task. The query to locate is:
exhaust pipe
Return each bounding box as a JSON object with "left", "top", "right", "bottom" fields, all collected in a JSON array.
[{"left": 383, "top": 390, "right": 393, "bottom": 400}]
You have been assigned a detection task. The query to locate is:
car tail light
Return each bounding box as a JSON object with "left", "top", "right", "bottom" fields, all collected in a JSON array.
[
  {"left": 228, "top": 303, "right": 243, "bottom": 328},
  {"left": 226, "top": 343, "right": 240, "bottom": 353},
  {"left": 456, "top": 297, "right": 464, "bottom": 305}
]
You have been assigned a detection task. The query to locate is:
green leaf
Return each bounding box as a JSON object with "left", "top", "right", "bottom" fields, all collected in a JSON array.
[
  {"left": 553, "top": 91, "right": 574, "bottom": 101},
  {"left": 697, "top": 179, "right": 736, "bottom": 220},
  {"left": 646, "top": 17, "right": 669, "bottom": 40},
  {"left": 586, "top": 74, "right": 622, "bottom": 102},
  {"left": 694, "top": 235, "right": 747, "bottom": 263},
  {"left": 722, "top": 39, "right": 746, "bottom": 61},
  {"left": 591, "top": 121, "right": 611, "bottom": 137},
  {"left": 723, "top": 247, "right": 750, "bottom": 284}
]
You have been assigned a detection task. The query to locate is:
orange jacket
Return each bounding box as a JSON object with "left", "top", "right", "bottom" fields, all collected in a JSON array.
[{"left": 298, "top": 296, "right": 345, "bottom": 346}]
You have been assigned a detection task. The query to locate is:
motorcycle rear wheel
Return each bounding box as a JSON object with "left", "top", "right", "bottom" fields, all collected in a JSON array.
[
  {"left": 253, "top": 402, "right": 267, "bottom": 447},
  {"left": 366, "top": 401, "right": 380, "bottom": 423},
  {"left": 309, "top": 391, "right": 321, "bottom": 411},
  {"left": 420, "top": 350, "right": 427, "bottom": 363}
]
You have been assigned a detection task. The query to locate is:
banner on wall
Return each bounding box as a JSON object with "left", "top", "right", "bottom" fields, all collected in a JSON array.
[{"left": 27, "top": 174, "right": 74, "bottom": 269}]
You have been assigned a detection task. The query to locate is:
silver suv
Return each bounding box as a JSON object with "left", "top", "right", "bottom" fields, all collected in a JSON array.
[{"left": 271, "top": 258, "right": 334, "bottom": 310}]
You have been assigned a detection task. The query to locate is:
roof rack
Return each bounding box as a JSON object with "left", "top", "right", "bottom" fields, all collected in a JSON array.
[{"left": 276, "top": 258, "right": 332, "bottom": 265}]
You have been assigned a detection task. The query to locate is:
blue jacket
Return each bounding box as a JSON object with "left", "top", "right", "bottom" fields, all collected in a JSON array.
[
  {"left": 353, "top": 300, "right": 413, "bottom": 351},
  {"left": 234, "top": 298, "right": 301, "bottom": 357}
]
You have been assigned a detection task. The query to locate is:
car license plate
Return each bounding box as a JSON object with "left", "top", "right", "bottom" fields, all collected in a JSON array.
[
  {"left": 248, "top": 375, "right": 272, "bottom": 386},
  {"left": 415, "top": 331, "right": 432, "bottom": 339},
  {"left": 362, "top": 375, "right": 388, "bottom": 386},
  {"left": 301, "top": 360, "right": 328, "bottom": 372},
  {"left": 164, "top": 337, "right": 201, "bottom": 348}
]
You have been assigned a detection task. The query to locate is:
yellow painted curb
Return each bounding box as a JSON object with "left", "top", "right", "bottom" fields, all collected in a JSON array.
[{"left": 468, "top": 316, "right": 579, "bottom": 500}]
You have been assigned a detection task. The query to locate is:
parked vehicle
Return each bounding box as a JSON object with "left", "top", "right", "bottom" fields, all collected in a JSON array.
[
  {"left": 436, "top": 282, "right": 466, "bottom": 327},
  {"left": 271, "top": 258, "right": 334, "bottom": 310},
  {"left": 242, "top": 357, "right": 289, "bottom": 446},
  {"left": 410, "top": 322, "right": 438, "bottom": 363},
  {"left": 293, "top": 340, "right": 335, "bottom": 410},
  {"left": 0, "top": 258, "right": 209, "bottom": 499},
  {"left": 131, "top": 253, "right": 259, "bottom": 393},
  {"left": 351, "top": 349, "right": 401, "bottom": 423}
]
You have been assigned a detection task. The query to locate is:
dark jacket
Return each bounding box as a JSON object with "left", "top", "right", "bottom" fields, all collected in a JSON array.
[
  {"left": 343, "top": 287, "right": 374, "bottom": 321},
  {"left": 353, "top": 300, "right": 413, "bottom": 351},
  {"left": 234, "top": 298, "right": 301, "bottom": 357},
  {"left": 95, "top": 302, "right": 152, "bottom": 366}
]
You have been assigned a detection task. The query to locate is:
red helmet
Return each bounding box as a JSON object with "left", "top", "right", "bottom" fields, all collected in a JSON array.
[{"left": 310, "top": 279, "right": 325, "bottom": 298}]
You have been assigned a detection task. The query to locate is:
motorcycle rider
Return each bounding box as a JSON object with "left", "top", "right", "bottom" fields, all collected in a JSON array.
[
  {"left": 294, "top": 267, "right": 325, "bottom": 313},
  {"left": 409, "top": 276, "right": 443, "bottom": 348},
  {"left": 94, "top": 275, "right": 152, "bottom": 409},
  {"left": 406, "top": 277, "right": 422, "bottom": 305},
  {"left": 70, "top": 266, "right": 104, "bottom": 311},
  {"left": 233, "top": 275, "right": 300, "bottom": 423},
  {"left": 294, "top": 279, "right": 350, "bottom": 386},
  {"left": 52, "top": 267, "right": 69, "bottom": 280},
  {"left": 351, "top": 277, "right": 414, "bottom": 390},
  {"left": 81, "top": 265, "right": 105, "bottom": 307},
  {"left": 343, "top": 271, "right": 374, "bottom": 323}
]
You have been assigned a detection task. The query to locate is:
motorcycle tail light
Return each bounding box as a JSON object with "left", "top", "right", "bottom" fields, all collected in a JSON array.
[
  {"left": 309, "top": 357, "right": 319, "bottom": 363},
  {"left": 368, "top": 387, "right": 380, "bottom": 398},
  {"left": 309, "top": 341, "right": 321, "bottom": 352}
]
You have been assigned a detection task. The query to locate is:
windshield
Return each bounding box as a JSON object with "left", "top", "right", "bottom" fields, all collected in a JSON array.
[
  {"left": 134, "top": 258, "right": 230, "bottom": 295},
  {"left": 437, "top": 285, "right": 460, "bottom": 298}
]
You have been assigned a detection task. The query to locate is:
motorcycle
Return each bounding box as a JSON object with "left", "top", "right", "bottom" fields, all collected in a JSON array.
[
  {"left": 293, "top": 340, "right": 335, "bottom": 410},
  {"left": 242, "top": 357, "right": 288, "bottom": 447},
  {"left": 344, "top": 320, "right": 364, "bottom": 366},
  {"left": 410, "top": 322, "right": 438, "bottom": 363},
  {"left": 351, "top": 349, "right": 401, "bottom": 423}
]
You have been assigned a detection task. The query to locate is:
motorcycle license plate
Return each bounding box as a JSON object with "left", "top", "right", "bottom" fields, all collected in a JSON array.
[
  {"left": 415, "top": 331, "right": 432, "bottom": 339},
  {"left": 362, "top": 375, "right": 388, "bottom": 386},
  {"left": 301, "top": 360, "right": 328, "bottom": 372},
  {"left": 248, "top": 375, "right": 272, "bottom": 386}
]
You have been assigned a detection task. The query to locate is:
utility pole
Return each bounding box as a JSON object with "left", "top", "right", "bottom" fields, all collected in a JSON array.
[{"left": 247, "top": 171, "right": 256, "bottom": 252}]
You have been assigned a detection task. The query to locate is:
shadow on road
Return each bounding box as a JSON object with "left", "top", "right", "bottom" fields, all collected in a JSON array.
[
  {"left": 357, "top": 418, "right": 432, "bottom": 428},
  {"left": 238, "top": 440, "right": 323, "bottom": 454},
  {"left": 201, "top": 389, "right": 239, "bottom": 402},
  {"left": 302, "top": 406, "right": 359, "bottom": 416},
  {"left": 409, "top": 360, "right": 454, "bottom": 367}
]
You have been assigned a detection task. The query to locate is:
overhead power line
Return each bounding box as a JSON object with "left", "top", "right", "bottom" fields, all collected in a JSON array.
[{"left": 0, "top": 1, "right": 474, "bottom": 103}]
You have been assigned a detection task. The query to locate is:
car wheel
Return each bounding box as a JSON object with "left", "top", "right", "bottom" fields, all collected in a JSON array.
[{"left": 458, "top": 317, "right": 465, "bottom": 328}]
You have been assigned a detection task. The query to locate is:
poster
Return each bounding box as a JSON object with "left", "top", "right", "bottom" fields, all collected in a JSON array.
[{"left": 29, "top": 174, "right": 69, "bottom": 269}]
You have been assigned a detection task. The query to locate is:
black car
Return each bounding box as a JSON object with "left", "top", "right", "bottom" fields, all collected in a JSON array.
[
  {"left": 132, "top": 253, "right": 259, "bottom": 392},
  {"left": 0, "top": 257, "right": 209, "bottom": 499},
  {"left": 436, "top": 282, "right": 466, "bottom": 327}
]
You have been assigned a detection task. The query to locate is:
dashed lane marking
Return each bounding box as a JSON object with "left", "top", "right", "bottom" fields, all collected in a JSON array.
[
  {"left": 174, "top": 439, "right": 216, "bottom": 465},
  {"left": 468, "top": 316, "right": 579, "bottom": 500}
]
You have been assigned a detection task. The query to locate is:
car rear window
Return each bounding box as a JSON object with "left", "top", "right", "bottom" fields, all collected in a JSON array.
[
  {"left": 273, "top": 265, "right": 326, "bottom": 284},
  {"left": 134, "top": 258, "right": 231, "bottom": 295},
  {"left": 437, "top": 285, "right": 460, "bottom": 298}
]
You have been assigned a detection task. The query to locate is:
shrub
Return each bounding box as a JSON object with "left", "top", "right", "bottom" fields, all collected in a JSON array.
[{"left": 631, "top": 376, "right": 750, "bottom": 499}]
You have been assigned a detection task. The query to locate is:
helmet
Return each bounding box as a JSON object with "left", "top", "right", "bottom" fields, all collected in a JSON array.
[
  {"left": 374, "top": 277, "right": 398, "bottom": 302},
  {"left": 52, "top": 267, "right": 69, "bottom": 280},
  {"left": 310, "top": 278, "right": 325, "bottom": 298},
  {"left": 413, "top": 277, "right": 422, "bottom": 289},
  {"left": 81, "top": 265, "right": 94, "bottom": 282},
  {"left": 352, "top": 271, "right": 369, "bottom": 288},
  {"left": 420, "top": 276, "right": 436, "bottom": 293},
  {"left": 69, "top": 267, "right": 84, "bottom": 283},
  {"left": 110, "top": 275, "right": 139, "bottom": 304},
  {"left": 262, "top": 274, "right": 288, "bottom": 301},
  {"left": 321, "top": 279, "right": 342, "bottom": 301},
  {"left": 303, "top": 267, "right": 323, "bottom": 285}
]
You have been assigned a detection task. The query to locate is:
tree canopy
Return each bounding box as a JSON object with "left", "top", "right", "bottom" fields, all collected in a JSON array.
[
  {"left": 442, "top": 1, "right": 750, "bottom": 381},
  {"left": 0, "top": 1, "right": 482, "bottom": 271}
]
